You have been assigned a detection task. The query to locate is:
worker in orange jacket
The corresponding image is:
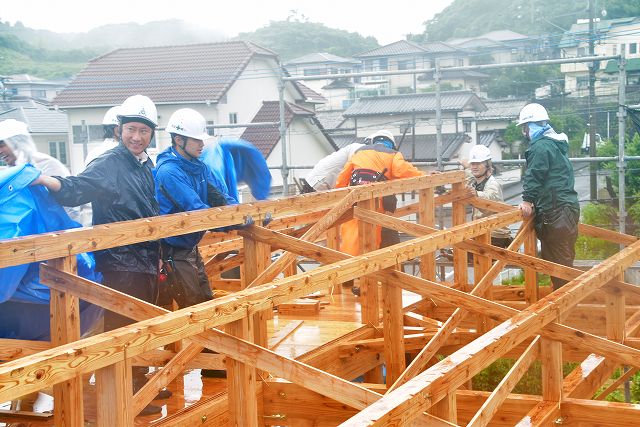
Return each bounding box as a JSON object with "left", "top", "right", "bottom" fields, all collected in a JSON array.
[{"left": 335, "top": 130, "right": 424, "bottom": 258}]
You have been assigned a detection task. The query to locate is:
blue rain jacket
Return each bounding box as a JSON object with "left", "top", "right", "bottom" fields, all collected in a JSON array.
[{"left": 0, "top": 164, "right": 102, "bottom": 340}]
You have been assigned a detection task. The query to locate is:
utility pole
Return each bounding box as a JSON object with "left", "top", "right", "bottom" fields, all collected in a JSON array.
[{"left": 588, "top": 0, "right": 598, "bottom": 200}]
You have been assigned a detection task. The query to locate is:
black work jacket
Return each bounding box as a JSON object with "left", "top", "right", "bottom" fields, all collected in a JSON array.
[{"left": 53, "top": 144, "right": 160, "bottom": 275}]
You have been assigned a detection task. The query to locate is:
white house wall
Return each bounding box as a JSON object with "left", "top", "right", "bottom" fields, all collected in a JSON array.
[{"left": 266, "top": 119, "right": 334, "bottom": 188}]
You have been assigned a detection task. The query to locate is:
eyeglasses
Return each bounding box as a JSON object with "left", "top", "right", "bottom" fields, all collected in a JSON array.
[{"left": 123, "top": 125, "right": 151, "bottom": 137}]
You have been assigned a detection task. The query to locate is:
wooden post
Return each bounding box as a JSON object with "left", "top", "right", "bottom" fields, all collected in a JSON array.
[
  {"left": 225, "top": 234, "right": 268, "bottom": 427},
  {"left": 474, "top": 232, "right": 492, "bottom": 333},
  {"left": 358, "top": 198, "right": 382, "bottom": 384},
  {"left": 382, "top": 280, "right": 405, "bottom": 387},
  {"left": 326, "top": 226, "right": 342, "bottom": 294},
  {"left": 358, "top": 198, "right": 379, "bottom": 326},
  {"left": 524, "top": 228, "right": 538, "bottom": 305},
  {"left": 430, "top": 393, "right": 457, "bottom": 425},
  {"left": 541, "top": 337, "right": 562, "bottom": 404},
  {"left": 452, "top": 182, "right": 468, "bottom": 290},
  {"left": 605, "top": 284, "right": 626, "bottom": 344},
  {"left": 96, "top": 360, "right": 133, "bottom": 426},
  {"left": 49, "top": 256, "right": 84, "bottom": 427},
  {"left": 419, "top": 188, "right": 436, "bottom": 281},
  {"left": 244, "top": 235, "right": 271, "bottom": 348}
]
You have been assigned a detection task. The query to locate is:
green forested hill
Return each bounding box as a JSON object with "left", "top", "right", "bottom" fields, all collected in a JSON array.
[
  {"left": 0, "top": 18, "right": 378, "bottom": 79},
  {"left": 237, "top": 20, "right": 379, "bottom": 60},
  {"left": 420, "top": 0, "right": 640, "bottom": 41}
]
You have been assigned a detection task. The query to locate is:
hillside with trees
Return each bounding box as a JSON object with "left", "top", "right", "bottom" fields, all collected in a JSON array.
[
  {"left": 418, "top": 0, "right": 640, "bottom": 42},
  {"left": 236, "top": 20, "right": 379, "bottom": 61},
  {"left": 0, "top": 18, "right": 378, "bottom": 79}
]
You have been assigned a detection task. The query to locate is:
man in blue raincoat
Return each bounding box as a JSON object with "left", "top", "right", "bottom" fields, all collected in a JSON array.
[{"left": 155, "top": 108, "right": 236, "bottom": 309}]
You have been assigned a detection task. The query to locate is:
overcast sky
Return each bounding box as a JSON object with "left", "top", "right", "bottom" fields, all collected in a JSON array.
[{"left": 2, "top": 0, "right": 453, "bottom": 45}]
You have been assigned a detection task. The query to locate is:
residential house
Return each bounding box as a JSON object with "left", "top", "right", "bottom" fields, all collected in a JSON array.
[
  {"left": 353, "top": 40, "right": 470, "bottom": 97},
  {"left": 284, "top": 52, "right": 359, "bottom": 92},
  {"left": 241, "top": 101, "right": 337, "bottom": 189},
  {"left": 52, "top": 41, "right": 322, "bottom": 174},
  {"left": 1, "top": 74, "right": 69, "bottom": 102},
  {"left": 342, "top": 91, "right": 488, "bottom": 163},
  {"left": 446, "top": 30, "right": 538, "bottom": 65},
  {"left": 0, "top": 98, "right": 69, "bottom": 167},
  {"left": 476, "top": 98, "right": 528, "bottom": 158},
  {"left": 558, "top": 17, "right": 640, "bottom": 98}
]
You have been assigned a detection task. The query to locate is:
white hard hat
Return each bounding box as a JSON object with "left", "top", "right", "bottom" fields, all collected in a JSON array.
[
  {"left": 0, "top": 119, "right": 30, "bottom": 140},
  {"left": 166, "top": 108, "right": 210, "bottom": 141},
  {"left": 517, "top": 103, "right": 549, "bottom": 126},
  {"left": 118, "top": 94, "right": 158, "bottom": 128},
  {"left": 368, "top": 130, "right": 396, "bottom": 149},
  {"left": 468, "top": 145, "right": 492, "bottom": 162},
  {"left": 102, "top": 106, "right": 121, "bottom": 126}
]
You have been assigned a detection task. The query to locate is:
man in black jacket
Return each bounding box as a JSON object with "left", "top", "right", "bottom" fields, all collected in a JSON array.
[{"left": 32, "top": 94, "right": 168, "bottom": 414}]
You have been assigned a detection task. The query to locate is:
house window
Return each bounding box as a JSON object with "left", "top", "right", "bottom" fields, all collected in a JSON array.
[
  {"left": 630, "top": 43, "right": 638, "bottom": 54},
  {"left": 463, "top": 119, "right": 473, "bottom": 133},
  {"left": 229, "top": 113, "right": 238, "bottom": 124},
  {"left": 207, "top": 120, "right": 215, "bottom": 136},
  {"left": 72, "top": 124, "right": 103, "bottom": 144},
  {"left": 577, "top": 75, "right": 589, "bottom": 89},
  {"left": 303, "top": 68, "right": 322, "bottom": 76},
  {"left": 398, "top": 59, "right": 415, "bottom": 70},
  {"left": 577, "top": 47, "right": 587, "bottom": 56},
  {"left": 32, "top": 89, "right": 47, "bottom": 99},
  {"left": 49, "top": 141, "right": 67, "bottom": 165},
  {"left": 613, "top": 45, "right": 617, "bottom": 55}
]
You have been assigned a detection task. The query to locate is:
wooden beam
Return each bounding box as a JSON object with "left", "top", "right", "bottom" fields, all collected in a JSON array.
[
  {"left": 386, "top": 220, "right": 531, "bottom": 392},
  {"left": 132, "top": 341, "right": 203, "bottom": 416},
  {"left": 48, "top": 256, "right": 83, "bottom": 427},
  {"left": 241, "top": 224, "right": 640, "bottom": 373},
  {"left": 562, "top": 397, "right": 640, "bottom": 426},
  {"left": 514, "top": 401, "right": 560, "bottom": 427},
  {"left": 339, "top": 239, "right": 640, "bottom": 426},
  {"left": 0, "top": 339, "right": 49, "bottom": 361},
  {"left": 467, "top": 337, "right": 540, "bottom": 427}
]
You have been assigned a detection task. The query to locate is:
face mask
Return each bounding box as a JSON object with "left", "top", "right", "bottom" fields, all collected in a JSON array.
[{"left": 527, "top": 122, "right": 551, "bottom": 140}]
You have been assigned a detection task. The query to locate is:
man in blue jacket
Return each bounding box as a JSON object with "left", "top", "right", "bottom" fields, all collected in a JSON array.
[
  {"left": 155, "top": 108, "right": 236, "bottom": 309},
  {"left": 517, "top": 103, "right": 580, "bottom": 290}
]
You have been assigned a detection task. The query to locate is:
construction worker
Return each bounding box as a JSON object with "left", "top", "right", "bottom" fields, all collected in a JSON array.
[
  {"left": 155, "top": 108, "right": 236, "bottom": 309},
  {"left": 517, "top": 103, "right": 579, "bottom": 290},
  {"left": 303, "top": 138, "right": 367, "bottom": 192},
  {"left": 335, "top": 129, "right": 425, "bottom": 255},
  {"left": 463, "top": 145, "right": 512, "bottom": 248},
  {"left": 0, "top": 118, "right": 83, "bottom": 224},
  {"left": 31, "top": 94, "right": 168, "bottom": 414},
  {"left": 84, "top": 105, "right": 121, "bottom": 167}
]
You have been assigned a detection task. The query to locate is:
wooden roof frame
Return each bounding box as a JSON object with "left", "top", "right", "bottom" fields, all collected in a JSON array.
[{"left": 1, "top": 171, "right": 640, "bottom": 426}]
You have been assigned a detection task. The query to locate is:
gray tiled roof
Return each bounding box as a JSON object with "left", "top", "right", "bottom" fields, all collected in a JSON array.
[
  {"left": 285, "top": 52, "right": 357, "bottom": 65},
  {"left": 476, "top": 98, "right": 528, "bottom": 121},
  {"left": 343, "top": 91, "right": 486, "bottom": 117},
  {"left": 240, "top": 101, "right": 335, "bottom": 158},
  {"left": 53, "top": 41, "right": 278, "bottom": 107},
  {"left": 0, "top": 99, "right": 67, "bottom": 134},
  {"left": 294, "top": 82, "right": 327, "bottom": 103},
  {"left": 355, "top": 40, "right": 431, "bottom": 58},
  {"left": 479, "top": 130, "right": 507, "bottom": 148},
  {"left": 396, "top": 133, "right": 469, "bottom": 162}
]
